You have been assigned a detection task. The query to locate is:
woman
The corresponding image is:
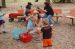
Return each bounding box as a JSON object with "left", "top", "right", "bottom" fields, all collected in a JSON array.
[
  {"left": 25, "top": 2, "right": 32, "bottom": 16},
  {"left": 42, "top": 2, "right": 54, "bottom": 25}
]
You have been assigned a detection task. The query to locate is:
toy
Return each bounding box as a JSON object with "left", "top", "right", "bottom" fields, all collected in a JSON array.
[
  {"left": 12, "top": 27, "right": 24, "bottom": 40},
  {"left": 19, "top": 33, "right": 32, "bottom": 43},
  {"left": 9, "top": 10, "right": 24, "bottom": 22}
]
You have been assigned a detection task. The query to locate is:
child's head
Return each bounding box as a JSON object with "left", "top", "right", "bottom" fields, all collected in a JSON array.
[
  {"left": 43, "top": 19, "right": 49, "bottom": 27},
  {"left": 43, "top": 19, "right": 52, "bottom": 33},
  {"left": 33, "top": 10, "right": 39, "bottom": 14},
  {"left": 32, "top": 10, "right": 39, "bottom": 18},
  {"left": 28, "top": 2, "right": 32, "bottom": 5}
]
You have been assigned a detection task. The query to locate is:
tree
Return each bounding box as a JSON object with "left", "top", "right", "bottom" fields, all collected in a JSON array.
[
  {"left": 60, "top": 0, "right": 71, "bottom": 3},
  {"left": 67, "top": 0, "right": 71, "bottom": 3},
  {"left": 60, "top": 0, "right": 65, "bottom": 3},
  {"left": 35, "top": 0, "right": 38, "bottom": 2},
  {"left": 45, "top": 0, "right": 50, "bottom": 2},
  {"left": 2, "top": 0, "right": 6, "bottom": 7}
]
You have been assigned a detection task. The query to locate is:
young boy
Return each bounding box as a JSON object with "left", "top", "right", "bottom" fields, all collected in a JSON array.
[
  {"left": 0, "top": 6, "right": 6, "bottom": 34},
  {"left": 41, "top": 19, "right": 52, "bottom": 49}
]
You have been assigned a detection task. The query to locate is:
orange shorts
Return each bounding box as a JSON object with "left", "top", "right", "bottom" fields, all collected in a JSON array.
[{"left": 43, "top": 39, "right": 52, "bottom": 47}]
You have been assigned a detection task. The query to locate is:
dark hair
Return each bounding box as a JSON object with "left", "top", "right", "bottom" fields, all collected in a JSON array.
[
  {"left": 44, "top": 2, "right": 50, "bottom": 7},
  {"left": 0, "top": 6, "right": 2, "bottom": 8},
  {"left": 28, "top": 2, "right": 32, "bottom": 5},
  {"left": 37, "top": 13, "right": 41, "bottom": 20}
]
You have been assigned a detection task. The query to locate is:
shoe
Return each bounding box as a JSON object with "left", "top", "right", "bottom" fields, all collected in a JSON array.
[{"left": 2, "top": 31, "right": 7, "bottom": 33}]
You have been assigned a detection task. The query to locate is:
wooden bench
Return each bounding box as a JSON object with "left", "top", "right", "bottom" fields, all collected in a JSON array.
[
  {"left": 66, "top": 9, "right": 75, "bottom": 25},
  {"left": 53, "top": 9, "right": 62, "bottom": 23},
  {"left": 66, "top": 16, "right": 75, "bottom": 25}
]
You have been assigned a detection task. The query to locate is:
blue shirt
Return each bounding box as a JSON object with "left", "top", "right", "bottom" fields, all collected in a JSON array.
[
  {"left": 0, "top": 11, "right": 5, "bottom": 20},
  {"left": 27, "top": 19, "right": 34, "bottom": 30}
]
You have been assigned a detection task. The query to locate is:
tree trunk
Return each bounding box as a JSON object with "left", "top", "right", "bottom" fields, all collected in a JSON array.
[
  {"left": 45, "top": 0, "right": 50, "bottom": 2},
  {"left": 67, "top": 0, "right": 71, "bottom": 3},
  {"left": 2, "top": 0, "right": 6, "bottom": 8},
  {"left": 35, "top": 0, "right": 38, "bottom": 2}
]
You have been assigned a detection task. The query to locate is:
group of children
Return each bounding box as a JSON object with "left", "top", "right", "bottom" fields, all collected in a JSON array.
[
  {"left": 0, "top": 2, "right": 53, "bottom": 49},
  {"left": 25, "top": 6, "right": 53, "bottom": 49}
]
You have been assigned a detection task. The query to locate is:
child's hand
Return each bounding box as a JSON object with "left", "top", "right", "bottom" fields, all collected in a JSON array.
[
  {"left": 43, "top": 10, "right": 47, "bottom": 12},
  {"left": 52, "top": 29, "right": 56, "bottom": 32}
]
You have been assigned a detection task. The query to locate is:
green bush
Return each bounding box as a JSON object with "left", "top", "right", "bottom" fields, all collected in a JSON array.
[
  {"left": 52, "top": 0, "right": 61, "bottom": 3},
  {"left": 71, "top": 0, "right": 75, "bottom": 2}
]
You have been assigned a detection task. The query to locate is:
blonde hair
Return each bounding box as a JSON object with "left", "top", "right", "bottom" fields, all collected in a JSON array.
[{"left": 43, "top": 19, "right": 48, "bottom": 26}]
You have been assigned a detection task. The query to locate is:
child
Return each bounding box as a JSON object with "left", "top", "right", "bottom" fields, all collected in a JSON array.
[
  {"left": 26, "top": 11, "right": 35, "bottom": 33},
  {"left": 32, "top": 9, "right": 43, "bottom": 27},
  {"left": 25, "top": 2, "right": 32, "bottom": 16},
  {"left": 41, "top": 19, "right": 52, "bottom": 49},
  {"left": 0, "top": 6, "right": 6, "bottom": 34}
]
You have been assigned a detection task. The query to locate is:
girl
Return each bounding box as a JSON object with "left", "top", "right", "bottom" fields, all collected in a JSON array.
[
  {"left": 25, "top": 2, "right": 32, "bottom": 16},
  {"left": 0, "top": 6, "right": 6, "bottom": 34},
  {"left": 26, "top": 11, "right": 35, "bottom": 33}
]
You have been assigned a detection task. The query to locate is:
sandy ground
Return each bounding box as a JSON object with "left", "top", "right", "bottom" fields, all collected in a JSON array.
[{"left": 0, "top": 3, "right": 75, "bottom": 49}]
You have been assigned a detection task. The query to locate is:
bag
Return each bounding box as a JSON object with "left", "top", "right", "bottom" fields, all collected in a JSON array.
[
  {"left": 19, "top": 33, "right": 32, "bottom": 43},
  {"left": 12, "top": 27, "right": 23, "bottom": 40}
]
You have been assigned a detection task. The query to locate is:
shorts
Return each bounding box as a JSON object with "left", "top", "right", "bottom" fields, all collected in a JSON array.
[
  {"left": 43, "top": 39, "right": 52, "bottom": 47},
  {"left": 0, "top": 20, "right": 5, "bottom": 25}
]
